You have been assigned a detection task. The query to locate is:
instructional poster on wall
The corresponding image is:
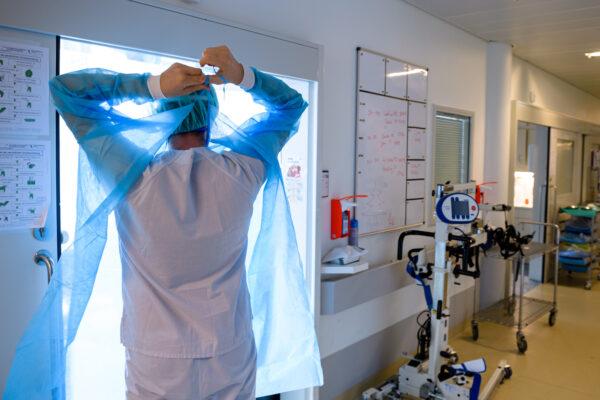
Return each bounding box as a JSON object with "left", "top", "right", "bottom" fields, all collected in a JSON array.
[
  {"left": 0, "top": 139, "right": 51, "bottom": 230},
  {"left": 283, "top": 156, "right": 304, "bottom": 204},
  {"left": 0, "top": 40, "right": 50, "bottom": 136},
  {"left": 513, "top": 171, "right": 534, "bottom": 209}
]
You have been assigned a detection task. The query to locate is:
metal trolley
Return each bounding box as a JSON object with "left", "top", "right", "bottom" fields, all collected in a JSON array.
[
  {"left": 557, "top": 206, "right": 600, "bottom": 290},
  {"left": 473, "top": 221, "right": 560, "bottom": 354}
]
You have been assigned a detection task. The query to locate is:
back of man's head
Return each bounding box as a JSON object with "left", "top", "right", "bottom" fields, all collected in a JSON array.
[{"left": 154, "top": 85, "right": 219, "bottom": 143}]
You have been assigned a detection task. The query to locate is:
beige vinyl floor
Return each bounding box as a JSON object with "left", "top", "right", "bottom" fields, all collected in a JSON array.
[{"left": 451, "top": 273, "right": 600, "bottom": 400}]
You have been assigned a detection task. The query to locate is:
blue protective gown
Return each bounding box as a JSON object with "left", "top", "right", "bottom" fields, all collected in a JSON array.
[{"left": 3, "top": 68, "right": 322, "bottom": 399}]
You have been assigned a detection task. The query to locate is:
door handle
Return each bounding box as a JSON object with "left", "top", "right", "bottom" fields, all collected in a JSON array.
[
  {"left": 546, "top": 184, "right": 558, "bottom": 223},
  {"left": 34, "top": 250, "right": 55, "bottom": 284}
]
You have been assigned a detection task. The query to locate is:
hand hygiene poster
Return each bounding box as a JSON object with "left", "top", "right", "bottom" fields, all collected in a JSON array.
[
  {"left": 0, "top": 140, "right": 51, "bottom": 230},
  {"left": 0, "top": 40, "right": 50, "bottom": 136}
]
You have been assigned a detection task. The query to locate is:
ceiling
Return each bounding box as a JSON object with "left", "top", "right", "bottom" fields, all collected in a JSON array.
[{"left": 403, "top": 0, "right": 600, "bottom": 98}]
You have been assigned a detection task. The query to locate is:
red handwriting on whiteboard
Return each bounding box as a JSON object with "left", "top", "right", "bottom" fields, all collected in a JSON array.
[{"left": 379, "top": 156, "right": 407, "bottom": 176}]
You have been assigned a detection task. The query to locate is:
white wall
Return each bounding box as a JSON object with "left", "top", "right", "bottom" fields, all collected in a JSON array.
[
  {"left": 512, "top": 57, "right": 600, "bottom": 125},
  {"left": 173, "top": 0, "right": 488, "bottom": 360}
]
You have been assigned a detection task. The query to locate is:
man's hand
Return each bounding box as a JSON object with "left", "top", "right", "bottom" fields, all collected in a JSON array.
[
  {"left": 199, "top": 46, "right": 244, "bottom": 85},
  {"left": 159, "top": 63, "right": 208, "bottom": 98}
]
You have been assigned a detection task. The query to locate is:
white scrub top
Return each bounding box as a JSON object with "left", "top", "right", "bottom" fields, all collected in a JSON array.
[{"left": 115, "top": 147, "right": 265, "bottom": 358}]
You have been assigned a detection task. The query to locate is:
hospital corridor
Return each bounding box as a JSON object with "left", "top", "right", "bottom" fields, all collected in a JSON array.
[{"left": 1, "top": 1, "right": 600, "bottom": 400}]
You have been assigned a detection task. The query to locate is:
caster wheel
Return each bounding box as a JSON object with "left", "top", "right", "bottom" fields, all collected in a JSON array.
[
  {"left": 471, "top": 321, "right": 479, "bottom": 341},
  {"left": 549, "top": 310, "right": 557, "bottom": 327},
  {"left": 517, "top": 334, "right": 528, "bottom": 354},
  {"left": 503, "top": 366, "right": 513, "bottom": 382},
  {"left": 450, "top": 352, "right": 459, "bottom": 364},
  {"left": 585, "top": 281, "right": 592, "bottom": 290},
  {"left": 507, "top": 299, "right": 516, "bottom": 315}
]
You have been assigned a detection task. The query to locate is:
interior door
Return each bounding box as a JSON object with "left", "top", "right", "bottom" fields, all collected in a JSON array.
[
  {"left": 582, "top": 134, "right": 600, "bottom": 203},
  {"left": 0, "top": 26, "right": 58, "bottom": 393},
  {"left": 545, "top": 128, "right": 583, "bottom": 281},
  {"left": 548, "top": 128, "right": 583, "bottom": 214},
  {"left": 513, "top": 122, "right": 549, "bottom": 283}
]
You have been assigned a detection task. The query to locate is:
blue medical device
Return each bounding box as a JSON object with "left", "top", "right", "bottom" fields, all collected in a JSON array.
[{"left": 436, "top": 193, "right": 479, "bottom": 224}]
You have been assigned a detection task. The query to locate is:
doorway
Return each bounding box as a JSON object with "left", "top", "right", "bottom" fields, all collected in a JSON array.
[
  {"left": 513, "top": 121, "right": 549, "bottom": 286},
  {"left": 58, "top": 38, "right": 314, "bottom": 399},
  {"left": 513, "top": 121, "right": 587, "bottom": 285},
  {"left": 548, "top": 128, "right": 583, "bottom": 213},
  {"left": 582, "top": 135, "right": 600, "bottom": 203}
]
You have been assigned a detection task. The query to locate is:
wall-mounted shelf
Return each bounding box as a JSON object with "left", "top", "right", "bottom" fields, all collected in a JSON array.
[{"left": 321, "top": 258, "right": 413, "bottom": 315}]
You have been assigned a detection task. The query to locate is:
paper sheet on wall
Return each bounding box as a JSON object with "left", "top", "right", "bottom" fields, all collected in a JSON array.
[
  {"left": 513, "top": 171, "right": 534, "bottom": 209},
  {"left": 283, "top": 156, "right": 304, "bottom": 204},
  {"left": 0, "top": 40, "right": 50, "bottom": 136},
  {"left": 0, "top": 139, "right": 51, "bottom": 230}
]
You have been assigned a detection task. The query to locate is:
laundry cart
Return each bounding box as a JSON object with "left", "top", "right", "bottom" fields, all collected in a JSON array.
[
  {"left": 558, "top": 205, "right": 600, "bottom": 290},
  {"left": 474, "top": 221, "right": 560, "bottom": 354}
]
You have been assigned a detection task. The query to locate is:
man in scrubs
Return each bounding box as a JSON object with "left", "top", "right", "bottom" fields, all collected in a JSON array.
[{"left": 50, "top": 45, "right": 307, "bottom": 399}]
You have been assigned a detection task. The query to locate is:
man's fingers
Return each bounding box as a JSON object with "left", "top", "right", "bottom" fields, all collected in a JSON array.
[
  {"left": 208, "top": 75, "right": 224, "bottom": 85},
  {"left": 177, "top": 64, "right": 203, "bottom": 76},
  {"left": 184, "top": 83, "right": 209, "bottom": 94},
  {"left": 199, "top": 52, "right": 223, "bottom": 69},
  {"left": 183, "top": 73, "right": 207, "bottom": 87}
]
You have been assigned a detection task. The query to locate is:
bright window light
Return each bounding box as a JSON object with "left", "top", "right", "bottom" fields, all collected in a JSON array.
[
  {"left": 387, "top": 68, "right": 427, "bottom": 78},
  {"left": 585, "top": 51, "right": 600, "bottom": 58}
]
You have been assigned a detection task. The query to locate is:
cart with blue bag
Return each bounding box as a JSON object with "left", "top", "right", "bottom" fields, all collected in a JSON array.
[{"left": 558, "top": 205, "right": 600, "bottom": 290}]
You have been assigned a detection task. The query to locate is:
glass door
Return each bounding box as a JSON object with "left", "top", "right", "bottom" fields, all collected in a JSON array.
[
  {"left": 548, "top": 128, "right": 583, "bottom": 213},
  {"left": 513, "top": 122, "right": 549, "bottom": 285},
  {"left": 546, "top": 128, "right": 583, "bottom": 282},
  {"left": 582, "top": 135, "right": 600, "bottom": 203}
]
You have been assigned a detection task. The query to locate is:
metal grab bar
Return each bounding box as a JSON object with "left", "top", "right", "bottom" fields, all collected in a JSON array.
[
  {"left": 34, "top": 250, "right": 55, "bottom": 284},
  {"left": 518, "top": 220, "right": 560, "bottom": 246}
]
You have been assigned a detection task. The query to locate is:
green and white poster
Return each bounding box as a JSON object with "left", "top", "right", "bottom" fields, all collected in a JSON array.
[
  {"left": 0, "top": 139, "right": 51, "bottom": 230},
  {"left": 0, "top": 40, "right": 49, "bottom": 136}
]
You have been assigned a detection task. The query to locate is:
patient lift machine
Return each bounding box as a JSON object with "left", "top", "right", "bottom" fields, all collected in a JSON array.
[{"left": 363, "top": 183, "right": 512, "bottom": 400}]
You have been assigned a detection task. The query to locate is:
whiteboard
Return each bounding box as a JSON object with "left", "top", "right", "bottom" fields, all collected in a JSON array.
[
  {"left": 408, "top": 101, "right": 427, "bottom": 128},
  {"left": 358, "top": 50, "right": 385, "bottom": 94},
  {"left": 385, "top": 58, "right": 407, "bottom": 98},
  {"left": 406, "top": 199, "right": 425, "bottom": 225},
  {"left": 407, "top": 160, "right": 426, "bottom": 179},
  {"left": 408, "top": 128, "right": 426, "bottom": 159},
  {"left": 408, "top": 68, "right": 428, "bottom": 102},
  {"left": 407, "top": 180, "right": 425, "bottom": 199},
  {"left": 355, "top": 49, "right": 428, "bottom": 234},
  {"left": 356, "top": 91, "right": 407, "bottom": 233}
]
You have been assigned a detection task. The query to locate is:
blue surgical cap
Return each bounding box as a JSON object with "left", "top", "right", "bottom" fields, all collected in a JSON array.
[{"left": 154, "top": 85, "right": 219, "bottom": 141}]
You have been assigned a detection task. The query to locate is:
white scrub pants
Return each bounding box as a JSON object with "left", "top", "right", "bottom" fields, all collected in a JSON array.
[{"left": 125, "top": 338, "right": 257, "bottom": 400}]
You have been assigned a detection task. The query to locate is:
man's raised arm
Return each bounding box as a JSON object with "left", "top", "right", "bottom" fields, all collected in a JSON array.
[
  {"left": 200, "top": 46, "right": 308, "bottom": 159},
  {"left": 50, "top": 65, "right": 207, "bottom": 140},
  {"left": 50, "top": 69, "right": 155, "bottom": 140},
  {"left": 242, "top": 68, "right": 308, "bottom": 156}
]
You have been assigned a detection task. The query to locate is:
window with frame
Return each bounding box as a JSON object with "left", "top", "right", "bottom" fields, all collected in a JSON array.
[
  {"left": 59, "top": 38, "right": 313, "bottom": 399},
  {"left": 434, "top": 111, "right": 471, "bottom": 185}
]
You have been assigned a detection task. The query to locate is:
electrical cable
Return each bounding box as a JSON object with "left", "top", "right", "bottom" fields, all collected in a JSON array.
[{"left": 415, "top": 310, "right": 431, "bottom": 360}]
